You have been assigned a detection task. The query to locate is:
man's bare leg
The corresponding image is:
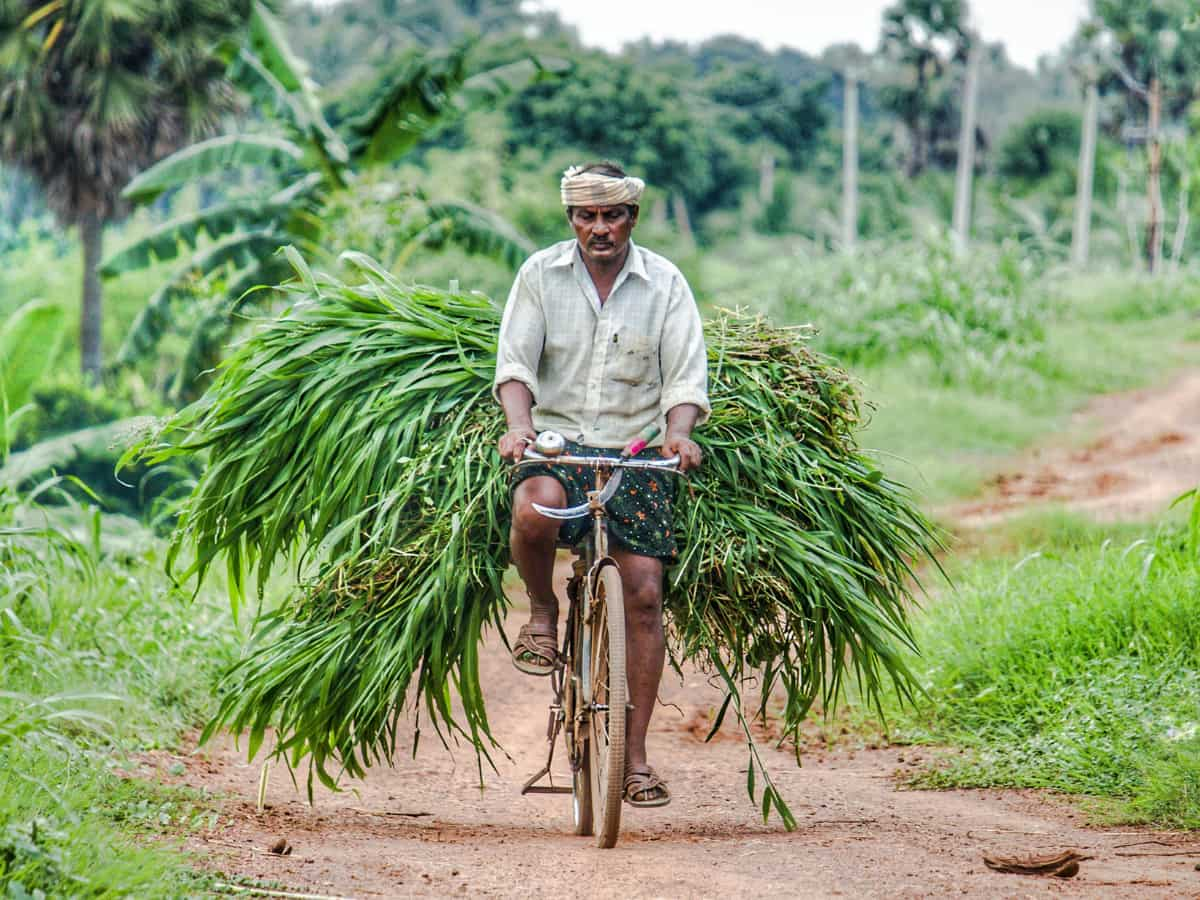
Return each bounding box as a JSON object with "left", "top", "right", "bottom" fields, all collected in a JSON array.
[
  {"left": 611, "top": 548, "right": 665, "bottom": 775},
  {"left": 510, "top": 477, "right": 565, "bottom": 644}
]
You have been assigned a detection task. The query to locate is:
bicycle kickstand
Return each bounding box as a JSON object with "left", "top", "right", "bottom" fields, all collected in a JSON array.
[{"left": 520, "top": 666, "right": 572, "bottom": 795}]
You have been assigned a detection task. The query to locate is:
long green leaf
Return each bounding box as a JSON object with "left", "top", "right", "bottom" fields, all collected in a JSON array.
[
  {"left": 102, "top": 175, "right": 322, "bottom": 277},
  {"left": 344, "top": 45, "right": 471, "bottom": 166},
  {"left": 122, "top": 135, "right": 304, "bottom": 203},
  {"left": 116, "top": 231, "right": 286, "bottom": 366},
  {"left": 455, "top": 55, "right": 571, "bottom": 109},
  {"left": 245, "top": 2, "right": 348, "bottom": 174},
  {"left": 0, "top": 298, "right": 64, "bottom": 415},
  {"left": 405, "top": 201, "right": 534, "bottom": 271}
]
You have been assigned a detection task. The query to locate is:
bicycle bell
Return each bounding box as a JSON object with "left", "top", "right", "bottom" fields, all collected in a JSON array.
[{"left": 533, "top": 429, "right": 566, "bottom": 456}]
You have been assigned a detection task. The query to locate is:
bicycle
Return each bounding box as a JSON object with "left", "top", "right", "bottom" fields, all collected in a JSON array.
[{"left": 515, "top": 425, "right": 681, "bottom": 848}]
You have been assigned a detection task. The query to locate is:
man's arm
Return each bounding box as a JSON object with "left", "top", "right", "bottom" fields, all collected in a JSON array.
[
  {"left": 658, "top": 272, "right": 710, "bottom": 472},
  {"left": 494, "top": 264, "right": 545, "bottom": 462},
  {"left": 498, "top": 380, "right": 537, "bottom": 462},
  {"left": 663, "top": 402, "right": 702, "bottom": 471}
]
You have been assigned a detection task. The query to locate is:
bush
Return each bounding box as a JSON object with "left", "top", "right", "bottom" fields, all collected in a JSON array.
[{"left": 758, "top": 233, "right": 1047, "bottom": 384}]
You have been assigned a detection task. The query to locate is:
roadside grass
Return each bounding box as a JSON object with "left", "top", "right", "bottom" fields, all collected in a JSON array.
[
  {"left": 881, "top": 508, "right": 1200, "bottom": 828},
  {"left": 0, "top": 488, "right": 241, "bottom": 896}
]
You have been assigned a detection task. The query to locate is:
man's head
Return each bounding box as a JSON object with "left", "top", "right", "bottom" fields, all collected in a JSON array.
[{"left": 561, "top": 161, "right": 643, "bottom": 266}]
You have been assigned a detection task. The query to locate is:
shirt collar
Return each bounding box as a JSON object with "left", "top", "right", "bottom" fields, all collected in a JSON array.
[{"left": 548, "top": 239, "right": 649, "bottom": 282}]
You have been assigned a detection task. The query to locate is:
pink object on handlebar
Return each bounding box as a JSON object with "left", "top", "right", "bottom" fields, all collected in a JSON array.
[{"left": 622, "top": 423, "right": 661, "bottom": 459}]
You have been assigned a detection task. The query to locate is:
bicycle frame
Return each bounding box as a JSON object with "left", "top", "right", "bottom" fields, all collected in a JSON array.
[{"left": 515, "top": 441, "right": 680, "bottom": 805}]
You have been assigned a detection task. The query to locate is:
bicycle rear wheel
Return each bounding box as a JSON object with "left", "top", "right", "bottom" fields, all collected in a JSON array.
[{"left": 588, "top": 565, "right": 627, "bottom": 848}]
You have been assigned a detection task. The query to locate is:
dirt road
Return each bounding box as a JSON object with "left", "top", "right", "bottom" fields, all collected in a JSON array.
[
  {"left": 950, "top": 370, "right": 1200, "bottom": 527},
  {"left": 153, "top": 372, "right": 1200, "bottom": 898}
]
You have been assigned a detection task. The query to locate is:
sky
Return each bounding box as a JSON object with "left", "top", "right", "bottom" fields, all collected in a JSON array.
[{"left": 529, "top": 0, "right": 1092, "bottom": 71}]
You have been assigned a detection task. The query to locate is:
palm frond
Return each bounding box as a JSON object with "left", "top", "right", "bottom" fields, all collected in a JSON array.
[
  {"left": 405, "top": 201, "right": 534, "bottom": 271},
  {"left": 116, "top": 230, "right": 287, "bottom": 366},
  {"left": 102, "top": 174, "right": 321, "bottom": 276},
  {"left": 122, "top": 134, "right": 305, "bottom": 204}
]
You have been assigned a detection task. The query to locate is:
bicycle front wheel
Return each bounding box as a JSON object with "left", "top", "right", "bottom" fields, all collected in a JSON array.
[{"left": 588, "top": 565, "right": 627, "bottom": 848}]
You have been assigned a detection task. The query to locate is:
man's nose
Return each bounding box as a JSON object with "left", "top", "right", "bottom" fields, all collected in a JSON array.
[{"left": 593, "top": 220, "right": 609, "bottom": 234}]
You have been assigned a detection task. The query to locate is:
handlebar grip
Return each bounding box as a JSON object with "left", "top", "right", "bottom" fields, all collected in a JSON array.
[{"left": 622, "top": 423, "right": 661, "bottom": 459}]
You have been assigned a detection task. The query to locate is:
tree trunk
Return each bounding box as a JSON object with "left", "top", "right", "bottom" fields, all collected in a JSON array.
[
  {"left": 1145, "top": 77, "right": 1163, "bottom": 274},
  {"left": 841, "top": 69, "right": 859, "bottom": 253},
  {"left": 672, "top": 193, "right": 695, "bottom": 249},
  {"left": 650, "top": 197, "right": 668, "bottom": 228},
  {"left": 1071, "top": 81, "right": 1099, "bottom": 269},
  {"left": 79, "top": 210, "right": 104, "bottom": 381},
  {"left": 951, "top": 40, "right": 981, "bottom": 256}
]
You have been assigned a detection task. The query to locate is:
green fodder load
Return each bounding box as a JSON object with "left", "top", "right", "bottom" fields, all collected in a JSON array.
[{"left": 138, "top": 252, "right": 940, "bottom": 821}]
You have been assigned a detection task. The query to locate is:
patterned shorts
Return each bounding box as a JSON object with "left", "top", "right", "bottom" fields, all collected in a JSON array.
[{"left": 509, "top": 439, "right": 677, "bottom": 560}]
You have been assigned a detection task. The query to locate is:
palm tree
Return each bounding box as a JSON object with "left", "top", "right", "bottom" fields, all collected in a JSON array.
[
  {"left": 101, "top": 2, "right": 563, "bottom": 398},
  {"left": 0, "top": 0, "right": 255, "bottom": 380}
]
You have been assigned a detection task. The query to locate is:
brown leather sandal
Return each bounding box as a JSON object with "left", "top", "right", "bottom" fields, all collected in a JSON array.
[
  {"left": 511, "top": 622, "right": 559, "bottom": 676},
  {"left": 624, "top": 765, "right": 671, "bottom": 808}
]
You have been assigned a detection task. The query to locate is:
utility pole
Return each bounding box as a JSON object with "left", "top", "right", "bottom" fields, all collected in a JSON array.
[
  {"left": 759, "top": 150, "right": 776, "bottom": 207},
  {"left": 1146, "top": 76, "right": 1164, "bottom": 273},
  {"left": 841, "top": 68, "right": 859, "bottom": 253},
  {"left": 952, "top": 38, "right": 981, "bottom": 256},
  {"left": 1071, "top": 80, "right": 1099, "bottom": 268}
]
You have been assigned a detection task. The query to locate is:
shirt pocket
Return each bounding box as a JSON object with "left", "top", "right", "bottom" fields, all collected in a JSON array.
[{"left": 612, "top": 333, "right": 659, "bottom": 386}]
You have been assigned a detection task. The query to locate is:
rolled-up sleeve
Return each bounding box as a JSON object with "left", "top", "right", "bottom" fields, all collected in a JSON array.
[
  {"left": 658, "top": 273, "right": 710, "bottom": 424},
  {"left": 493, "top": 265, "right": 545, "bottom": 403}
]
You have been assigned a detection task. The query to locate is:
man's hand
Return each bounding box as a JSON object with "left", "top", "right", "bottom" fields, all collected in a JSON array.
[
  {"left": 663, "top": 433, "right": 702, "bottom": 472},
  {"left": 498, "top": 427, "right": 537, "bottom": 463}
]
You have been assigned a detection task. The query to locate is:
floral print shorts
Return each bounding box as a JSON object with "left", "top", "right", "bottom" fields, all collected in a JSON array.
[{"left": 510, "top": 439, "right": 677, "bottom": 561}]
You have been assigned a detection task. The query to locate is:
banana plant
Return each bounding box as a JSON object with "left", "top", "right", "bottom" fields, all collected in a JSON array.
[{"left": 103, "top": 0, "right": 564, "bottom": 398}]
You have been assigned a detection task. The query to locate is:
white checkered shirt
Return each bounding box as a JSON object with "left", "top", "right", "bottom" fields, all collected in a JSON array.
[{"left": 493, "top": 239, "right": 710, "bottom": 449}]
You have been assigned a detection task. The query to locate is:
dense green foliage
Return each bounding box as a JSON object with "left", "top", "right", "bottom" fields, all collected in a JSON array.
[
  {"left": 0, "top": 0, "right": 1199, "bottom": 879},
  {"left": 0, "top": 0, "right": 254, "bottom": 375},
  {"left": 102, "top": 6, "right": 557, "bottom": 399}
]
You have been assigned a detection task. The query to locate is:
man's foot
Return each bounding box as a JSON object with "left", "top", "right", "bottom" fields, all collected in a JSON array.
[
  {"left": 511, "top": 622, "right": 558, "bottom": 676},
  {"left": 623, "top": 764, "right": 670, "bottom": 807}
]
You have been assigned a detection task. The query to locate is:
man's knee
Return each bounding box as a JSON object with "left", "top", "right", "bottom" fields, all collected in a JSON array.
[
  {"left": 621, "top": 557, "right": 664, "bottom": 630},
  {"left": 511, "top": 477, "right": 566, "bottom": 541}
]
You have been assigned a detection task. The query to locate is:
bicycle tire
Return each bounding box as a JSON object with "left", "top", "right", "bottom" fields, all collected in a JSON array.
[
  {"left": 569, "top": 593, "right": 593, "bottom": 836},
  {"left": 589, "top": 565, "right": 627, "bottom": 848}
]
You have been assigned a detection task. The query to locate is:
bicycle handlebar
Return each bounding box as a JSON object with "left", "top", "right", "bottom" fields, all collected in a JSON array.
[{"left": 517, "top": 449, "right": 682, "bottom": 470}]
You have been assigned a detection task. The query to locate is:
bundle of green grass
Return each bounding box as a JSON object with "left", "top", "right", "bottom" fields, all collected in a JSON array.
[{"left": 139, "top": 250, "right": 939, "bottom": 820}]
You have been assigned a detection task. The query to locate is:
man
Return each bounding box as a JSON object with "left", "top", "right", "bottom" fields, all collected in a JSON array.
[{"left": 493, "top": 161, "right": 709, "bottom": 808}]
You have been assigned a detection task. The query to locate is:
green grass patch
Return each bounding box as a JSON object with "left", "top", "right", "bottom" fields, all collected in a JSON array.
[
  {"left": 888, "top": 510, "right": 1200, "bottom": 827},
  {"left": 0, "top": 489, "right": 241, "bottom": 896}
]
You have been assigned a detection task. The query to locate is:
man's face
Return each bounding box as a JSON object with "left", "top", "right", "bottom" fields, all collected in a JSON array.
[{"left": 568, "top": 205, "right": 638, "bottom": 265}]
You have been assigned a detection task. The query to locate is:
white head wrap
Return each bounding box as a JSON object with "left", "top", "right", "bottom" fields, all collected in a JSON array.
[{"left": 560, "top": 165, "right": 646, "bottom": 208}]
